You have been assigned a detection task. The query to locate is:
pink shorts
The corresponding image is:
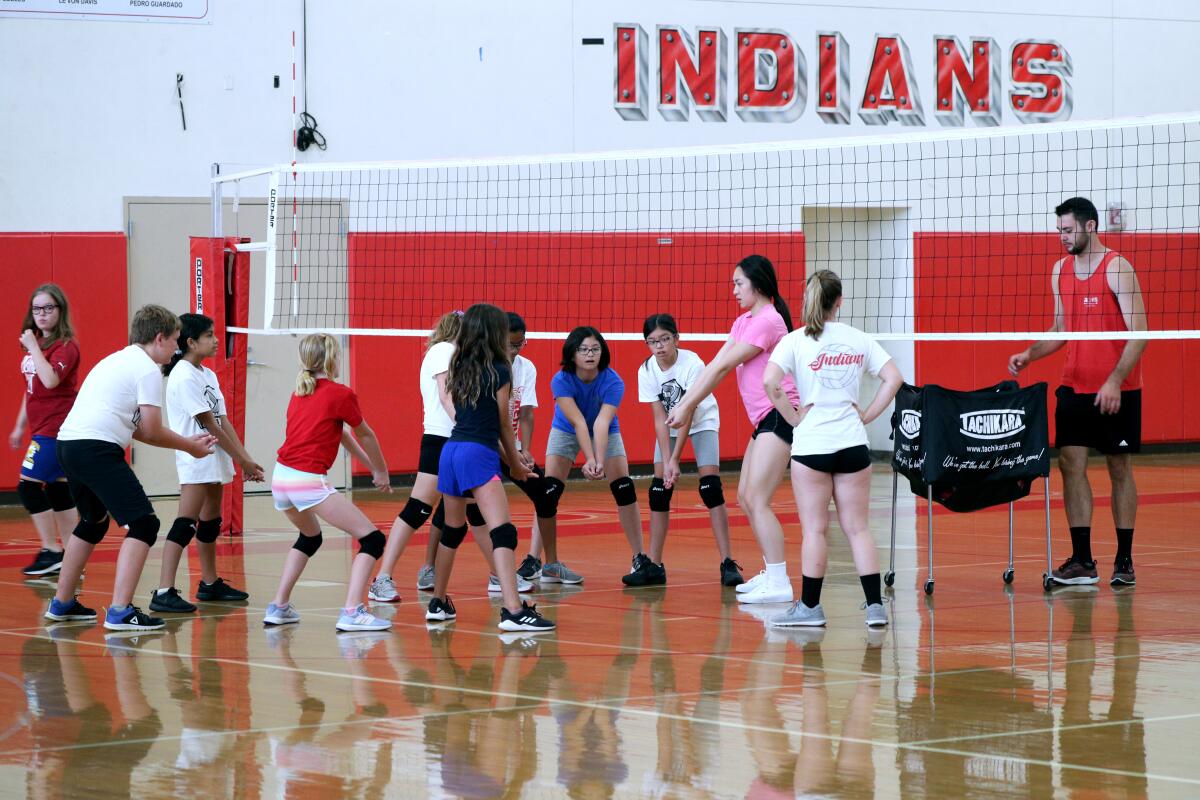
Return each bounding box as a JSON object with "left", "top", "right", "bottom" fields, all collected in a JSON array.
[{"left": 271, "top": 462, "right": 336, "bottom": 512}]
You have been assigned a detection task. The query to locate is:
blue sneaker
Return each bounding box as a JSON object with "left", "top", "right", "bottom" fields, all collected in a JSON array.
[
  {"left": 44, "top": 596, "right": 97, "bottom": 622},
  {"left": 103, "top": 605, "right": 165, "bottom": 631},
  {"left": 336, "top": 604, "right": 391, "bottom": 632}
]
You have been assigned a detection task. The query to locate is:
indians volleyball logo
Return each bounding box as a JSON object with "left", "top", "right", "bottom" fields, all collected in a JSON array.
[
  {"left": 808, "top": 345, "right": 864, "bottom": 389},
  {"left": 959, "top": 409, "right": 1026, "bottom": 440},
  {"left": 658, "top": 379, "right": 684, "bottom": 413},
  {"left": 899, "top": 410, "right": 921, "bottom": 439}
]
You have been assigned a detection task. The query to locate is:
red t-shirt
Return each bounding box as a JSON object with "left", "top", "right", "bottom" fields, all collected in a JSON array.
[
  {"left": 1059, "top": 251, "right": 1143, "bottom": 393},
  {"left": 276, "top": 379, "right": 364, "bottom": 474},
  {"left": 21, "top": 338, "right": 81, "bottom": 437}
]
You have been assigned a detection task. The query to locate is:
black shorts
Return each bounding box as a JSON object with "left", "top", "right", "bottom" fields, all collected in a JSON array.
[
  {"left": 56, "top": 439, "right": 154, "bottom": 526},
  {"left": 792, "top": 445, "right": 871, "bottom": 474},
  {"left": 418, "top": 434, "right": 449, "bottom": 475},
  {"left": 501, "top": 460, "right": 545, "bottom": 502},
  {"left": 1054, "top": 386, "right": 1142, "bottom": 454},
  {"left": 751, "top": 409, "right": 794, "bottom": 445}
]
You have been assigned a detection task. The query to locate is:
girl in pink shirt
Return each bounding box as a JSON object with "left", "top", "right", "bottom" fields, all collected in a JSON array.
[{"left": 667, "top": 255, "right": 800, "bottom": 604}]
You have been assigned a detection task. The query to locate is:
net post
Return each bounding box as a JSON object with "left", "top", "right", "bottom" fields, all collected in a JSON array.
[{"left": 210, "top": 162, "right": 223, "bottom": 238}]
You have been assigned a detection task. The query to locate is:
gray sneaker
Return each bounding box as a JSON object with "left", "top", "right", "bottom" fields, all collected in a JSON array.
[
  {"left": 368, "top": 575, "right": 399, "bottom": 603},
  {"left": 488, "top": 574, "right": 535, "bottom": 593},
  {"left": 416, "top": 564, "right": 435, "bottom": 591},
  {"left": 263, "top": 603, "right": 301, "bottom": 626},
  {"left": 540, "top": 561, "right": 583, "bottom": 585},
  {"left": 770, "top": 601, "right": 826, "bottom": 627},
  {"left": 863, "top": 602, "right": 889, "bottom": 628}
]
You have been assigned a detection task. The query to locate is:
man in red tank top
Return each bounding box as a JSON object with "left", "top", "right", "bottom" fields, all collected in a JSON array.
[{"left": 1008, "top": 197, "right": 1147, "bottom": 588}]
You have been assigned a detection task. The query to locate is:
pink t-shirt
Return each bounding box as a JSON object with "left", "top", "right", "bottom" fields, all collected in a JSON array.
[{"left": 730, "top": 305, "right": 799, "bottom": 425}]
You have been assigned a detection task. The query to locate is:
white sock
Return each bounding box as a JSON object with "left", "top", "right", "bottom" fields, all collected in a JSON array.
[
  {"left": 765, "top": 561, "right": 788, "bottom": 586},
  {"left": 156, "top": 587, "right": 172, "bottom": 596}
]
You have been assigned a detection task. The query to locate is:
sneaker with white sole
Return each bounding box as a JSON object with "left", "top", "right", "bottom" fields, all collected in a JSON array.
[
  {"left": 426, "top": 596, "right": 457, "bottom": 621},
  {"left": 336, "top": 604, "right": 392, "bottom": 632},
  {"left": 22, "top": 548, "right": 64, "bottom": 577},
  {"left": 540, "top": 561, "right": 583, "bottom": 585},
  {"left": 863, "top": 601, "right": 889, "bottom": 627},
  {"left": 736, "top": 570, "right": 767, "bottom": 594},
  {"left": 487, "top": 574, "right": 534, "bottom": 593},
  {"left": 736, "top": 580, "right": 794, "bottom": 605},
  {"left": 263, "top": 603, "right": 301, "bottom": 626},
  {"left": 44, "top": 596, "right": 97, "bottom": 622},
  {"left": 770, "top": 601, "right": 826, "bottom": 627},
  {"left": 517, "top": 554, "right": 542, "bottom": 581},
  {"left": 104, "top": 605, "right": 165, "bottom": 631},
  {"left": 498, "top": 601, "right": 556, "bottom": 632},
  {"left": 368, "top": 575, "right": 400, "bottom": 603},
  {"left": 416, "top": 564, "right": 435, "bottom": 591}
]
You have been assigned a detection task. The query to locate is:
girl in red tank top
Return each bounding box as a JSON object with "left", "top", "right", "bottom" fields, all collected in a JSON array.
[{"left": 1058, "top": 251, "right": 1143, "bottom": 393}]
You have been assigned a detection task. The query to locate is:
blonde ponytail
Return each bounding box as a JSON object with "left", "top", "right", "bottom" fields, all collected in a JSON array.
[
  {"left": 295, "top": 333, "right": 340, "bottom": 396},
  {"left": 803, "top": 269, "right": 842, "bottom": 339}
]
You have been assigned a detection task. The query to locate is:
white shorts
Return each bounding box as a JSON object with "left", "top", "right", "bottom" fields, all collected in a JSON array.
[
  {"left": 653, "top": 429, "right": 720, "bottom": 468},
  {"left": 176, "top": 448, "right": 234, "bottom": 486},
  {"left": 271, "top": 462, "right": 336, "bottom": 512}
]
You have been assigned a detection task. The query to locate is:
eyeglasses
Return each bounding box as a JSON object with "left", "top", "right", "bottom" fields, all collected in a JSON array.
[
  {"left": 577, "top": 346, "right": 602, "bottom": 356},
  {"left": 645, "top": 336, "right": 673, "bottom": 348},
  {"left": 31, "top": 304, "right": 59, "bottom": 316}
]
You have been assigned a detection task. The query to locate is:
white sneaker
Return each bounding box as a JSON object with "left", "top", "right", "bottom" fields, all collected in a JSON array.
[
  {"left": 736, "top": 570, "right": 767, "bottom": 594},
  {"left": 735, "top": 581, "right": 794, "bottom": 605},
  {"left": 335, "top": 604, "right": 392, "bottom": 632},
  {"left": 367, "top": 575, "right": 399, "bottom": 603},
  {"left": 488, "top": 574, "right": 534, "bottom": 593}
]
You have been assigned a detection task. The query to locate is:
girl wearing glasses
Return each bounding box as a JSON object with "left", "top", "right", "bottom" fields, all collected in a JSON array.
[
  {"left": 538, "top": 326, "right": 650, "bottom": 585},
  {"left": 666, "top": 255, "right": 800, "bottom": 605},
  {"left": 10, "top": 284, "right": 80, "bottom": 577},
  {"left": 635, "top": 313, "right": 743, "bottom": 587}
]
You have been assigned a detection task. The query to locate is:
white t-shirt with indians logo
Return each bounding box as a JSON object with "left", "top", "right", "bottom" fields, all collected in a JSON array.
[
  {"left": 509, "top": 354, "right": 538, "bottom": 450},
  {"left": 769, "top": 322, "right": 892, "bottom": 456}
]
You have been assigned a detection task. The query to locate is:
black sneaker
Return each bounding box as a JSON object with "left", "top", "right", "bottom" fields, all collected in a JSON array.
[
  {"left": 1110, "top": 558, "right": 1136, "bottom": 586},
  {"left": 517, "top": 554, "right": 543, "bottom": 581},
  {"left": 196, "top": 578, "right": 250, "bottom": 602},
  {"left": 22, "top": 548, "right": 64, "bottom": 576},
  {"left": 499, "top": 601, "right": 556, "bottom": 632},
  {"left": 720, "top": 558, "right": 745, "bottom": 587},
  {"left": 426, "top": 596, "right": 457, "bottom": 622},
  {"left": 622, "top": 553, "right": 666, "bottom": 586},
  {"left": 149, "top": 587, "right": 197, "bottom": 614},
  {"left": 104, "top": 605, "right": 165, "bottom": 631},
  {"left": 45, "top": 596, "right": 97, "bottom": 622}
]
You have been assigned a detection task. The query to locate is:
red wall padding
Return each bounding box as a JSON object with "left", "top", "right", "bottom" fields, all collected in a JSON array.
[
  {"left": 349, "top": 232, "right": 806, "bottom": 473},
  {"left": 2, "top": 233, "right": 128, "bottom": 491},
  {"left": 914, "top": 233, "right": 1200, "bottom": 443}
]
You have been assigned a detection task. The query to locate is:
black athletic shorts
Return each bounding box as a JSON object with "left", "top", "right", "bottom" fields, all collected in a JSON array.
[
  {"left": 752, "top": 408, "right": 794, "bottom": 445},
  {"left": 1054, "top": 386, "right": 1141, "bottom": 454},
  {"left": 56, "top": 439, "right": 154, "bottom": 526},
  {"left": 418, "top": 434, "right": 449, "bottom": 475},
  {"left": 792, "top": 445, "right": 872, "bottom": 474},
  {"left": 501, "top": 460, "right": 545, "bottom": 502}
]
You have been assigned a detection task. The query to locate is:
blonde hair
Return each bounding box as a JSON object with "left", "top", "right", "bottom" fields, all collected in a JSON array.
[
  {"left": 803, "top": 269, "right": 842, "bottom": 339},
  {"left": 427, "top": 311, "right": 463, "bottom": 350},
  {"left": 295, "top": 333, "right": 340, "bottom": 396}
]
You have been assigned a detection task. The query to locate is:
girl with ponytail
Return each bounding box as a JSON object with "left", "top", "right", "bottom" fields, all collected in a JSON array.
[{"left": 666, "top": 254, "right": 801, "bottom": 605}]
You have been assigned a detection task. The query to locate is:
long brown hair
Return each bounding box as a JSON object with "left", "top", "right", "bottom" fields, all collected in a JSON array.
[
  {"left": 448, "top": 304, "right": 509, "bottom": 407},
  {"left": 22, "top": 283, "right": 74, "bottom": 346},
  {"left": 803, "top": 269, "right": 842, "bottom": 339}
]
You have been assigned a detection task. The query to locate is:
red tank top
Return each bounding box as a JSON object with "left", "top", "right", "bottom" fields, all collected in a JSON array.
[{"left": 1058, "top": 251, "right": 1142, "bottom": 393}]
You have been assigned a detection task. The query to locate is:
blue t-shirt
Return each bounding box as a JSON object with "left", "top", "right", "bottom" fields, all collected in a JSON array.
[{"left": 550, "top": 368, "right": 623, "bottom": 436}]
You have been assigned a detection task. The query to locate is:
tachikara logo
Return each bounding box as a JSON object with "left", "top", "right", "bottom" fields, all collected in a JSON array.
[
  {"left": 959, "top": 409, "right": 1025, "bottom": 440},
  {"left": 899, "top": 409, "right": 921, "bottom": 439},
  {"left": 1082, "top": 295, "right": 1099, "bottom": 307}
]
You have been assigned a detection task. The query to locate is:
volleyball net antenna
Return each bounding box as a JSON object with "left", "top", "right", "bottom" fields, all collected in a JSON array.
[{"left": 211, "top": 112, "right": 1200, "bottom": 343}]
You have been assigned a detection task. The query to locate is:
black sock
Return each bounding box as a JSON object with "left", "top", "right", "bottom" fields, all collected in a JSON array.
[
  {"left": 1115, "top": 528, "right": 1134, "bottom": 562},
  {"left": 801, "top": 575, "right": 824, "bottom": 609},
  {"left": 860, "top": 573, "right": 882, "bottom": 607},
  {"left": 1069, "top": 526, "right": 1093, "bottom": 564}
]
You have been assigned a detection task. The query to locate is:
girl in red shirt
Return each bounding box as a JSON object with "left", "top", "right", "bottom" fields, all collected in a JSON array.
[
  {"left": 9, "top": 284, "right": 80, "bottom": 577},
  {"left": 264, "top": 333, "right": 393, "bottom": 632}
]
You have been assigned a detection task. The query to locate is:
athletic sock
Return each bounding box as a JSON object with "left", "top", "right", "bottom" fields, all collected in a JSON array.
[
  {"left": 860, "top": 573, "right": 882, "bottom": 607},
  {"left": 1069, "top": 526, "right": 1093, "bottom": 563},
  {"left": 765, "top": 561, "right": 788, "bottom": 586},
  {"left": 1115, "top": 528, "right": 1134, "bottom": 562},
  {"left": 800, "top": 575, "right": 824, "bottom": 609},
  {"left": 156, "top": 587, "right": 171, "bottom": 596}
]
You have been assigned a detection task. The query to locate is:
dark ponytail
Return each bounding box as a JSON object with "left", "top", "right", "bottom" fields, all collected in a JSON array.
[
  {"left": 166, "top": 312, "right": 214, "bottom": 375},
  {"left": 737, "top": 254, "right": 793, "bottom": 332}
]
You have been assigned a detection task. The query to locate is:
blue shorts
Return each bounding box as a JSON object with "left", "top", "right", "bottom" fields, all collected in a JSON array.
[
  {"left": 437, "top": 441, "right": 501, "bottom": 497},
  {"left": 20, "top": 435, "right": 66, "bottom": 483}
]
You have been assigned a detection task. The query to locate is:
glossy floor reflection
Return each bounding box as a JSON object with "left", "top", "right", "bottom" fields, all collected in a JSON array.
[{"left": 0, "top": 455, "right": 1197, "bottom": 797}]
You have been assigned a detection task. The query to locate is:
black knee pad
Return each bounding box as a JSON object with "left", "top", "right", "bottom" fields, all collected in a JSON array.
[
  {"left": 431, "top": 500, "right": 446, "bottom": 531},
  {"left": 125, "top": 515, "right": 161, "bottom": 547},
  {"left": 166, "top": 517, "right": 197, "bottom": 548},
  {"left": 489, "top": 522, "right": 518, "bottom": 551},
  {"left": 195, "top": 517, "right": 222, "bottom": 544},
  {"left": 398, "top": 497, "right": 434, "bottom": 530},
  {"left": 72, "top": 515, "right": 111, "bottom": 544},
  {"left": 440, "top": 523, "right": 468, "bottom": 550},
  {"left": 17, "top": 481, "right": 51, "bottom": 515},
  {"left": 535, "top": 477, "right": 565, "bottom": 519},
  {"left": 46, "top": 481, "right": 75, "bottom": 512},
  {"left": 609, "top": 477, "right": 637, "bottom": 507},
  {"left": 698, "top": 475, "right": 726, "bottom": 509},
  {"left": 358, "top": 529, "right": 385, "bottom": 559},
  {"left": 465, "top": 503, "right": 486, "bottom": 528},
  {"left": 648, "top": 477, "right": 674, "bottom": 513},
  {"left": 293, "top": 531, "right": 323, "bottom": 557}
]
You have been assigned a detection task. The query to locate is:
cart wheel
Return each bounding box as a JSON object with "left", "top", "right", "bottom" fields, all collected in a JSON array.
[
  {"left": 1042, "top": 574, "right": 1054, "bottom": 592},
  {"left": 884, "top": 571, "right": 895, "bottom": 587},
  {"left": 923, "top": 579, "right": 935, "bottom": 595},
  {"left": 1003, "top": 568, "right": 1014, "bottom": 585}
]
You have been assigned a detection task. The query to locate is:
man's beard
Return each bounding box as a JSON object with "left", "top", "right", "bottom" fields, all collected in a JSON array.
[{"left": 1066, "top": 232, "right": 1090, "bottom": 255}]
